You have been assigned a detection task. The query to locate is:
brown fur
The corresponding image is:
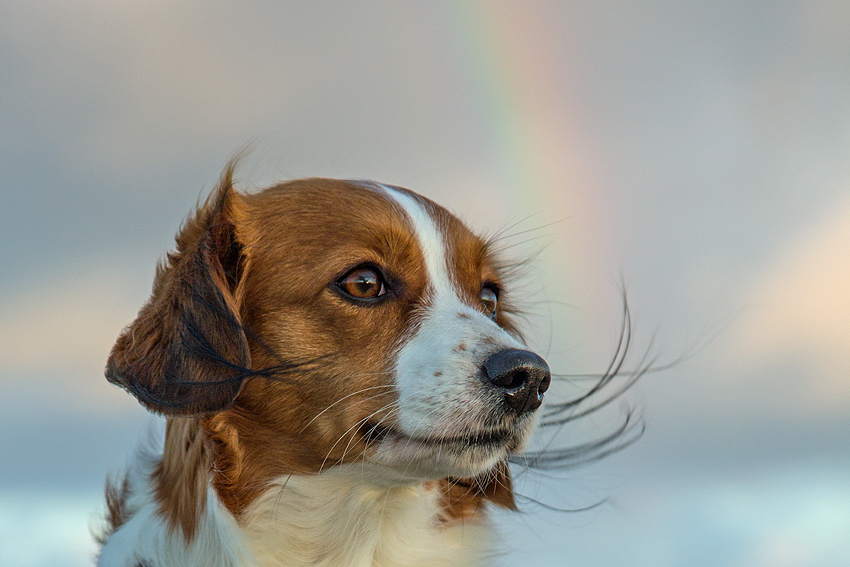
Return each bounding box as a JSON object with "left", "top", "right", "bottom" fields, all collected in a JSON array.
[
  {"left": 97, "top": 475, "right": 132, "bottom": 545},
  {"left": 105, "top": 162, "right": 250, "bottom": 415},
  {"left": 432, "top": 460, "right": 516, "bottom": 524},
  {"left": 153, "top": 418, "right": 211, "bottom": 541}
]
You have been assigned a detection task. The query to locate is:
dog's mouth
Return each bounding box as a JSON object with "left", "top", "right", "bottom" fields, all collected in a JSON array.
[{"left": 360, "top": 421, "right": 515, "bottom": 449}]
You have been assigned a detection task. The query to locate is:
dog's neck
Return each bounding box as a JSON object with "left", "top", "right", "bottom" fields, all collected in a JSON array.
[{"left": 98, "top": 418, "right": 495, "bottom": 567}]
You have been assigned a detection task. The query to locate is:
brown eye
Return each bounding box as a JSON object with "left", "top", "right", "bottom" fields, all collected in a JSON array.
[
  {"left": 480, "top": 285, "right": 498, "bottom": 318},
  {"left": 337, "top": 267, "right": 386, "bottom": 300}
]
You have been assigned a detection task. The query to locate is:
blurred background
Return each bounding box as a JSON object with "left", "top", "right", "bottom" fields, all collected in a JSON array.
[{"left": 2, "top": 1, "right": 849, "bottom": 565}]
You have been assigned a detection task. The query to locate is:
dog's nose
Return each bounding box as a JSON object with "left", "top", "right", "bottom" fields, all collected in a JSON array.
[{"left": 482, "top": 349, "right": 551, "bottom": 413}]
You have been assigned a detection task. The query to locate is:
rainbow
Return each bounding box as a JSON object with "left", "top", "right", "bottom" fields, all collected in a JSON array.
[{"left": 441, "top": 2, "right": 606, "bottom": 355}]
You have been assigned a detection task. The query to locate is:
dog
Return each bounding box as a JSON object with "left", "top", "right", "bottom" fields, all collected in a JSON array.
[{"left": 96, "top": 160, "right": 556, "bottom": 567}]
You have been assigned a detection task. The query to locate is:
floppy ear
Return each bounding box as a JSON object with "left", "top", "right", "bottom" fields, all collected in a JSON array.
[{"left": 106, "top": 165, "right": 250, "bottom": 416}]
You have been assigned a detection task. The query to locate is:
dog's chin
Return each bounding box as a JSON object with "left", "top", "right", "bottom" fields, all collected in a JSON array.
[{"left": 360, "top": 422, "right": 527, "bottom": 480}]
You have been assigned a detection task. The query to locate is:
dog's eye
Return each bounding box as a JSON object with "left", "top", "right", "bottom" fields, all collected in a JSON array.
[
  {"left": 480, "top": 285, "right": 499, "bottom": 318},
  {"left": 337, "top": 267, "right": 386, "bottom": 300}
]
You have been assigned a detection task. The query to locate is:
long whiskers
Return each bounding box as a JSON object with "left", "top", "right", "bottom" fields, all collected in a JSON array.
[
  {"left": 299, "top": 382, "right": 396, "bottom": 434},
  {"left": 317, "top": 401, "right": 400, "bottom": 474},
  {"left": 509, "top": 290, "right": 654, "bottom": 488}
]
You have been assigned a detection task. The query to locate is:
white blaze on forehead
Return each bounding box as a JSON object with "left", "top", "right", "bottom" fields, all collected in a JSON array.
[
  {"left": 379, "top": 185, "right": 457, "bottom": 298},
  {"left": 364, "top": 184, "right": 531, "bottom": 477},
  {"left": 375, "top": 183, "right": 526, "bottom": 451}
]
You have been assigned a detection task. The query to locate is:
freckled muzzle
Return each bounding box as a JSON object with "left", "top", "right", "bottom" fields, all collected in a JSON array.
[{"left": 482, "top": 349, "right": 551, "bottom": 413}]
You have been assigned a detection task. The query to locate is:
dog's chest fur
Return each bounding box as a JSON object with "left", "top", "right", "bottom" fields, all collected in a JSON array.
[
  {"left": 98, "top": 454, "right": 491, "bottom": 567},
  {"left": 241, "top": 472, "right": 491, "bottom": 567}
]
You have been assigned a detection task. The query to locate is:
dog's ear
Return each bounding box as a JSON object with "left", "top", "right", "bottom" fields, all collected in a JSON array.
[
  {"left": 106, "top": 164, "right": 250, "bottom": 416},
  {"left": 438, "top": 460, "right": 516, "bottom": 521}
]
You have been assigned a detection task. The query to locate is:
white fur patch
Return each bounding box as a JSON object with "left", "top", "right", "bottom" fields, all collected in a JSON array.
[
  {"left": 97, "top": 461, "right": 493, "bottom": 567},
  {"left": 97, "top": 457, "right": 252, "bottom": 567},
  {"left": 379, "top": 185, "right": 526, "bottom": 478},
  {"left": 378, "top": 186, "right": 456, "bottom": 298},
  {"left": 240, "top": 468, "right": 493, "bottom": 567}
]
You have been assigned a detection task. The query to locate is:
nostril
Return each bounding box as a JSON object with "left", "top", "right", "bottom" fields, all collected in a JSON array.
[
  {"left": 539, "top": 372, "right": 551, "bottom": 395},
  {"left": 504, "top": 369, "right": 528, "bottom": 390}
]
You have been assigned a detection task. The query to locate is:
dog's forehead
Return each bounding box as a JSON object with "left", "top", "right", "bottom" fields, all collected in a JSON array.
[
  {"left": 246, "top": 177, "right": 403, "bottom": 224},
  {"left": 240, "top": 178, "right": 487, "bottom": 276}
]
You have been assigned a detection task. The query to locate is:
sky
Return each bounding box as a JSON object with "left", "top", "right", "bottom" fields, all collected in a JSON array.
[{"left": 2, "top": 1, "right": 849, "bottom": 565}]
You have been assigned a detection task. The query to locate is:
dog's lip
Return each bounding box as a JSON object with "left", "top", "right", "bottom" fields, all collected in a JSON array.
[{"left": 360, "top": 422, "right": 513, "bottom": 447}]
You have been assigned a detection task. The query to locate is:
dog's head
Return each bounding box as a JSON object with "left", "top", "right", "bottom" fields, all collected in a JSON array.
[{"left": 106, "top": 164, "right": 549, "bottom": 510}]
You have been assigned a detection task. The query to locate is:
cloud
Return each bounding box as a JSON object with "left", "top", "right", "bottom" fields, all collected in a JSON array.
[
  {"left": 728, "top": 192, "right": 850, "bottom": 412},
  {"left": 0, "top": 259, "right": 150, "bottom": 415},
  {"left": 0, "top": 268, "right": 140, "bottom": 373},
  {"left": 1, "top": 0, "right": 292, "bottom": 177}
]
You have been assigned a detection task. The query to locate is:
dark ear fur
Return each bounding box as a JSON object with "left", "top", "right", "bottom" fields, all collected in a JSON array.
[{"left": 106, "top": 164, "right": 250, "bottom": 416}]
